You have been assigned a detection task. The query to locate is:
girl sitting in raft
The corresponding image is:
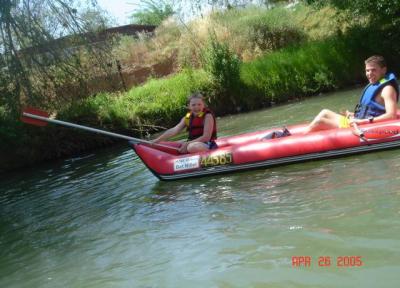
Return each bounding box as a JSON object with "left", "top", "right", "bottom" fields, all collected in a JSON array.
[{"left": 152, "top": 92, "right": 218, "bottom": 154}]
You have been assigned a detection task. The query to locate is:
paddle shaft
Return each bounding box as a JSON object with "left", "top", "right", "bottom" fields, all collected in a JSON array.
[
  {"left": 22, "top": 112, "right": 179, "bottom": 150},
  {"left": 351, "top": 122, "right": 369, "bottom": 142}
]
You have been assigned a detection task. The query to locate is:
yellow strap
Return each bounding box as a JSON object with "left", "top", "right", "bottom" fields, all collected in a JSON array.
[
  {"left": 184, "top": 112, "right": 191, "bottom": 127},
  {"left": 184, "top": 111, "right": 205, "bottom": 127}
]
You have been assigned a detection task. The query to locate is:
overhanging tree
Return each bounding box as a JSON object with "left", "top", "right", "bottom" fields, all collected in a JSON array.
[
  {"left": 0, "top": 0, "right": 113, "bottom": 116},
  {"left": 303, "top": 0, "right": 400, "bottom": 26},
  {"left": 129, "top": 0, "right": 175, "bottom": 25}
]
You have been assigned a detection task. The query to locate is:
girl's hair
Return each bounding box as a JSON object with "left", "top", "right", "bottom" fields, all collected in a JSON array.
[{"left": 187, "top": 92, "right": 205, "bottom": 103}]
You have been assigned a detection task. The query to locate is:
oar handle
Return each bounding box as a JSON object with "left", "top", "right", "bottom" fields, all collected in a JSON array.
[
  {"left": 22, "top": 112, "right": 179, "bottom": 151},
  {"left": 351, "top": 122, "right": 368, "bottom": 142}
]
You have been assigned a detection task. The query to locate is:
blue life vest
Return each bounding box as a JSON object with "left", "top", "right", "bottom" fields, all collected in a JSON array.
[{"left": 354, "top": 73, "right": 399, "bottom": 119}]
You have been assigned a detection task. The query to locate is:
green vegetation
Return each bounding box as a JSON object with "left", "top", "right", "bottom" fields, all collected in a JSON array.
[
  {"left": 2, "top": 1, "right": 400, "bottom": 172},
  {"left": 60, "top": 70, "right": 212, "bottom": 134},
  {"left": 114, "top": 4, "right": 335, "bottom": 70},
  {"left": 201, "top": 34, "right": 242, "bottom": 113},
  {"left": 240, "top": 37, "right": 360, "bottom": 106},
  {"left": 304, "top": 0, "right": 400, "bottom": 26},
  {"left": 130, "top": 0, "right": 175, "bottom": 25},
  {"left": 204, "top": 6, "right": 308, "bottom": 60},
  {"left": 0, "top": 0, "right": 113, "bottom": 116}
]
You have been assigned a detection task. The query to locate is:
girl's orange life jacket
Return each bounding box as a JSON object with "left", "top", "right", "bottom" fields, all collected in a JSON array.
[{"left": 184, "top": 108, "right": 217, "bottom": 141}]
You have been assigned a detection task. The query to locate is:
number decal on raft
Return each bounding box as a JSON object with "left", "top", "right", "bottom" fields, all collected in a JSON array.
[{"left": 200, "top": 153, "right": 233, "bottom": 167}]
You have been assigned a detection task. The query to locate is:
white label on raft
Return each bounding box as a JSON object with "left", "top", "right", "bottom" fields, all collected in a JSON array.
[{"left": 174, "top": 155, "right": 200, "bottom": 171}]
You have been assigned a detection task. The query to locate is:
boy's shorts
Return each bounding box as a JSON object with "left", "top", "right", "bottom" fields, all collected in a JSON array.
[{"left": 339, "top": 115, "right": 351, "bottom": 128}]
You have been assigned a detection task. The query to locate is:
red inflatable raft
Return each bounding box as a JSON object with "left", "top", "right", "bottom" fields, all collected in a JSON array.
[{"left": 130, "top": 118, "right": 400, "bottom": 180}]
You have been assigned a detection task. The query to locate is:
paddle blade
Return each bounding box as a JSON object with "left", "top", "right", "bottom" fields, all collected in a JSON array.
[{"left": 21, "top": 107, "right": 50, "bottom": 127}]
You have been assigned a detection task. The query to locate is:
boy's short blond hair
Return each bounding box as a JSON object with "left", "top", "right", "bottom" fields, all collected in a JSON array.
[{"left": 365, "top": 55, "right": 386, "bottom": 68}]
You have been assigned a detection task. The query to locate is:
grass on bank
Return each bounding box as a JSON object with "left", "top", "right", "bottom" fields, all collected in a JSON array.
[
  {"left": 240, "top": 37, "right": 362, "bottom": 106},
  {"left": 59, "top": 69, "right": 212, "bottom": 135}
]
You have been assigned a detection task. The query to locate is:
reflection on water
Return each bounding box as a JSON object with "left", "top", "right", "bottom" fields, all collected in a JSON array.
[{"left": 1, "top": 88, "right": 400, "bottom": 287}]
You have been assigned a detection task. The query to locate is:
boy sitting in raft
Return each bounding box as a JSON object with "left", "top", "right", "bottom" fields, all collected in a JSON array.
[
  {"left": 152, "top": 92, "right": 218, "bottom": 154},
  {"left": 304, "top": 55, "right": 399, "bottom": 133}
]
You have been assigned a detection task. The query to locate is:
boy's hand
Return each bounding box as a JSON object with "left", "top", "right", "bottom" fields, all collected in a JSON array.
[
  {"left": 345, "top": 110, "right": 354, "bottom": 118},
  {"left": 179, "top": 142, "right": 189, "bottom": 154}
]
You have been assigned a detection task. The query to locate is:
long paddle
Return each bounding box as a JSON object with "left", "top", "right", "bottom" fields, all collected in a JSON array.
[{"left": 21, "top": 107, "right": 180, "bottom": 152}]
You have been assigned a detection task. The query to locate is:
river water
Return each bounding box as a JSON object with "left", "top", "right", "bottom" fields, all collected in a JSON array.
[{"left": 1, "top": 88, "right": 400, "bottom": 287}]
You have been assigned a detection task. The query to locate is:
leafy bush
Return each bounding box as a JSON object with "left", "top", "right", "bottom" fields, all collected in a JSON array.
[
  {"left": 0, "top": 107, "right": 25, "bottom": 146},
  {"left": 201, "top": 33, "right": 242, "bottom": 112},
  {"left": 130, "top": 0, "right": 174, "bottom": 26},
  {"left": 212, "top": 6, "right": 307, "bottom": 56}
]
